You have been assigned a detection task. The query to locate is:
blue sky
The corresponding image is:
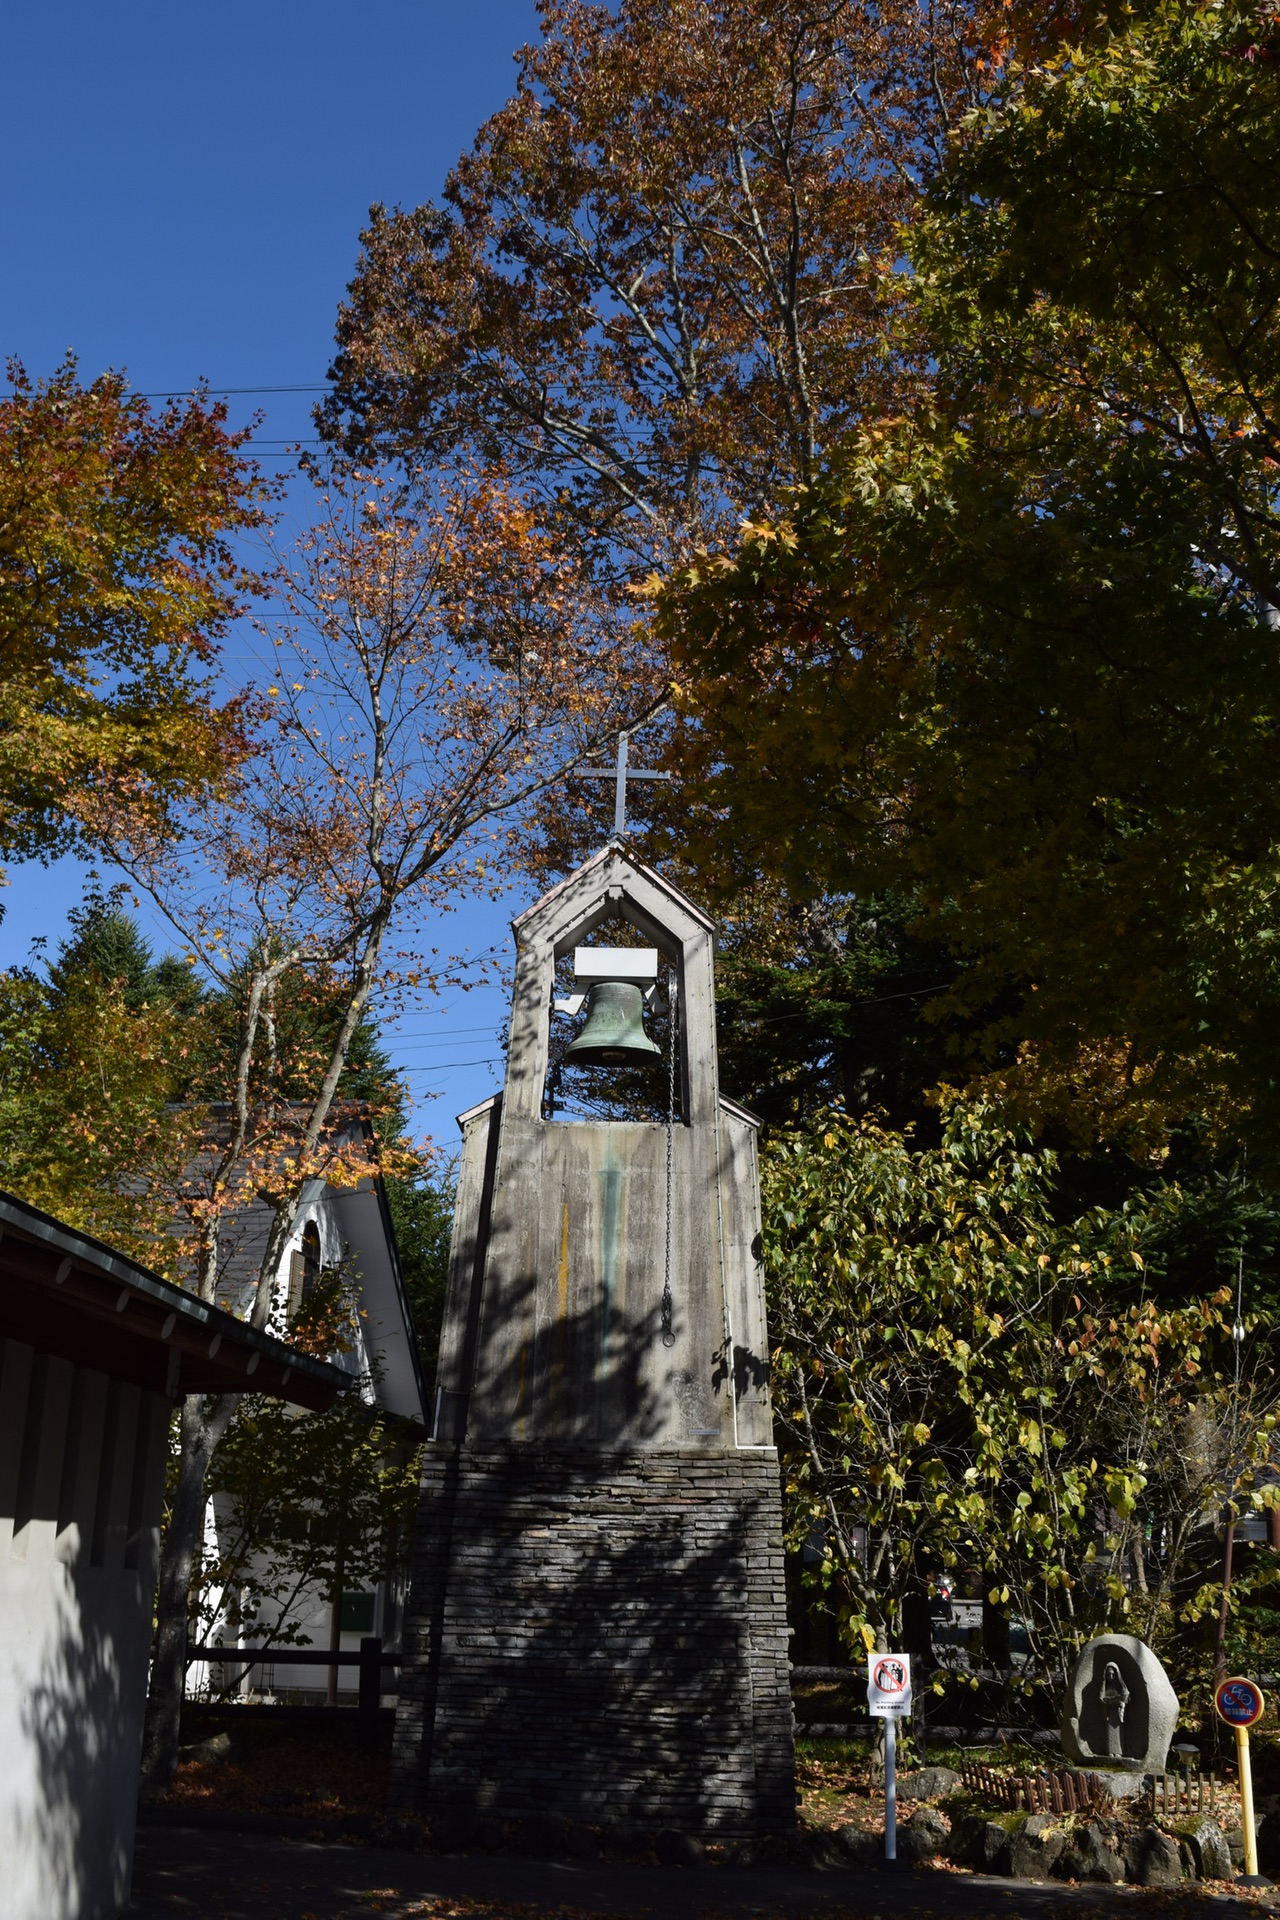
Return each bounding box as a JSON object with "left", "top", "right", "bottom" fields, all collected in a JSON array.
[{"left": 1, "top": 0, "right": 553, "bottom": 1145}]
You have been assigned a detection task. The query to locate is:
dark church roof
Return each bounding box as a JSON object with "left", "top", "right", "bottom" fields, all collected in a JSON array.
[{"left": 0, "top": 1189, "right": 348, "bottom": 1411}]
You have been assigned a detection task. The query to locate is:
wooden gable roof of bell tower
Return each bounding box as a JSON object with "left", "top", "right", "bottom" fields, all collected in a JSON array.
[{"left": 503, "top": 843, "right": 718, "bottom": 1129}]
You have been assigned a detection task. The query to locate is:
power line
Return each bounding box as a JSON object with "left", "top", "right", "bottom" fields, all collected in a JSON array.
[
  {"left": 723, "top": 981, "right": 952, "bottom": 1026},
  {"left": 0, "top": 385, "right": 332, "bottom": 403},
  {"left": 399, "top": 1057, "right": 503, "bottom": 1075}
]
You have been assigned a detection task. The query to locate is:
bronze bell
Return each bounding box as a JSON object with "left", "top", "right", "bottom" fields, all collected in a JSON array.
[{"left": 564, "top": 979, "right": 662, "bottom": 1068}]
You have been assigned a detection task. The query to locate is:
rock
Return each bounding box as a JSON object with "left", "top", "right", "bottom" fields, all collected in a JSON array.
[
  {"left": 1124, "top": 1825, "right": 1184, "bottom": 1887},
  {"left": 181, "top": 1731, "right": 237, "bottom": 1766},
  {"left": 949, "top": 1814, "right": 1012, "bottom": 1873},
  {"left": 1257, "top": 1812, "right": 1280, "bottom": 1874},
  {"left": 537, "top": 1815, "right": 572, "bottom": 1858},
  {"left": 899, "top": 1765, "right": 961, "bottom": 1801},
  {"left": 654, "top": 1829, "right": 706, "bottom": 1868},
  {"left": 1007, "top": 1812, "right": 1067, "bottom": 1880},
  {"left": 895, "top": 1827, "right": 935, "bottom": 1865},
  {"left": 1055, "top": 1843, "right": 1085, "bottom": 1881},
  {"left": 801, "top": 1827, "right": 848, "bottom": 1868},
  {"left": 1186, "top": 1816, "right": 1233, "bottom": 1882},
  {"left": 1086, "top": 1768, "right": 1147, "bottom": 1800},
  {"left": 377, "top": 1813, "right": 422, "bottom": 1850},
  {"left": 909, "top": 1807, "right": 949, "bottom": 1839},
  {"left": 1225, "top": 1825, "right": 1245, "bottom": 1867},
  {"left": 1061, "top": 1634, "right": 1179, "bottom": 1774},
  {"left": 1076, "top": 1821, "right": 1126, "bottom": 1883},
  {"left": 836, "top": 1823, "right": 883, "bottom": 1867}
]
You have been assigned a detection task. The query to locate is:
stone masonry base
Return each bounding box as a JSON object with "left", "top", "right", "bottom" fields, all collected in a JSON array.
[{"left": 391, "top": 1445, "right": 796, "bottom": 1840}]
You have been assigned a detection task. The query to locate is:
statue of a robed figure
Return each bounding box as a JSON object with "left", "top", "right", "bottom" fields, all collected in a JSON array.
[{"left": 1062, "top": 1633, "right": 1180, "bottom": 1775}]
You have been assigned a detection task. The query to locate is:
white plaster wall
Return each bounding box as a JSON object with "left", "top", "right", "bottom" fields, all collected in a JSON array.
[
  {"left": 0, "top": 1339, "right": 168, "bottom": 1920},
  {"left": 199, "top": 1488, "right": 389, "bottom": 1698},
  {"left": 332, "top": 1183, "right": 422, "bottom": 1418}
]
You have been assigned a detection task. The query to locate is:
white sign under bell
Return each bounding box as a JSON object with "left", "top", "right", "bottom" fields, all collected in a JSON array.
[{"left": 867, "top": 1652, "right": 912, "bottom": 1718}]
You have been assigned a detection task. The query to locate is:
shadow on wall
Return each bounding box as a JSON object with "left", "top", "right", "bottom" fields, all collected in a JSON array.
[
  {"left": 409, "top": 1293, "right": 793, "bottom": 1838},
  {"left": 1, "top": 1351, "right": 164, "bottom": 1920},
  {"left": 429, "top": 1472, "right": 761, "bottom": 1831},
  {"left": 20, "top": 1550, "right": 134, "bottom": 1918},
  {"left": 466, "top": 1265, "right": 724, "bottom": 1447}
]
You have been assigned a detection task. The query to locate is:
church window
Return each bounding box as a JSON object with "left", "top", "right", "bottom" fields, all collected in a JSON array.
[{"left": 286, "top": 1221, "right": 322, "bottom": 1324}]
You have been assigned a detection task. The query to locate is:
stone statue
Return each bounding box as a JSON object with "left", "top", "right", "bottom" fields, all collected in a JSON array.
[
  {"left": 1061, "top": 1634, "right": 1179, "bottom": 1775},
  {"left": 1099, "top": 1660, "right": 1130, "bottom": 1759}
]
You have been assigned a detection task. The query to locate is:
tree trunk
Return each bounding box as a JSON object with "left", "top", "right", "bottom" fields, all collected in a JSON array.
[
  {"left": 982, "top": 1594, "right": 1011, "bottom": 1670},
  {"left": 327, "top": 1544, "right": 345, "bottom": 1708},
  {"left": 140, "top": 1393, "right": 231, "bottom": 1794},
  {"left": 1215, "top": 1512, "right": 1236, "bottom": 1679}
]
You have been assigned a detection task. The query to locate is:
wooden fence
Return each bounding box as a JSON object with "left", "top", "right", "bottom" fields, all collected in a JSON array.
[
  {"left": 961, "top": 1759, "right": 1222, "bottom": 1820},
  {"left": 1153, "top": 1770, "right": 1220, "bottom": 1818},
  {"left": 186, "top": 1636, "right": 401, "bottom": 1743},
  {"left": 960, "top": 1760, "right": 1115, "bottom": 1815}
]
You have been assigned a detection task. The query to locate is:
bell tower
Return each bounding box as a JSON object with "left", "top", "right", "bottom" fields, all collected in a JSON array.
[{"left": 393, "top": 846, "right": 795, "bottom": 1843}]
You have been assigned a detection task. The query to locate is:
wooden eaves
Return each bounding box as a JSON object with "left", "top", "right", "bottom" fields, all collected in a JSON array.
[{"left": 0, "top": 1188, "right": 348, "bottom": 1411}]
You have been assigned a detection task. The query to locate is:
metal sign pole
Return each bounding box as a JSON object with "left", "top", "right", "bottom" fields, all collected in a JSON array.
[
  {"left": 868, "top": 1651, "right": 910, "bottom": 1867},
  {"left": 1214, "top": 1675, "right": 1269, "bottom": 1885},
  {"left": 885, "top": 1712, "right": 897, "bottom": 1862},
  {"left": 1238, "top": 1724, "right": 1259, "bottom": 1878}
]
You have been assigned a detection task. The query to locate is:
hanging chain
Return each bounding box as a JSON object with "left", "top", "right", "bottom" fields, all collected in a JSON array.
[{"left": 661, "top": 971, "right": 678, "bottom": 1347}]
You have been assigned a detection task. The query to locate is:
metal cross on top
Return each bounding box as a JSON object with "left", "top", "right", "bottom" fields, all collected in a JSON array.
[{"left": 577, "top": 730, "right": 672, "bottom": 839}]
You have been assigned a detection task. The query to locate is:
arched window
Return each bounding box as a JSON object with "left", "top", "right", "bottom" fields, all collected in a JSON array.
[{"left": 287, "top": 1221, "right": 322, "bottom": 1324}]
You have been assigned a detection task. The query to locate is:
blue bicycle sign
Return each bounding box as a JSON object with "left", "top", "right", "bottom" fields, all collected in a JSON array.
[{"left": 1215, "top": 1676, "right": 1265, "bottom": 1728}]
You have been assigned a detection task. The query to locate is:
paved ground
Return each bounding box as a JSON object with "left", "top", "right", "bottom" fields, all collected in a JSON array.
[{"left": 128, "top": 1826, "right": 1274, "bottom": 1920}]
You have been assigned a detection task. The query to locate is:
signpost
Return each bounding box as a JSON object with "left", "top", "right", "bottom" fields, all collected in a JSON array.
[
  {"left": 1214, "top": 1676, "right": 1267, "bottom": 1883},
  {"left": 868, "top": 1653, "right": 912, "bottom": 1863}
]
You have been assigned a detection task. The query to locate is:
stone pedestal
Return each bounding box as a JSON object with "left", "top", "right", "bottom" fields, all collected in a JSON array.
[{"left": 393, "top": 1444, "right": 795, "bottom": 1838}]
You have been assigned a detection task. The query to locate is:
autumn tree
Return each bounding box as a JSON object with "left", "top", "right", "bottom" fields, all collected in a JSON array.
[
  {"left": 0, "top": 359, "right": 269, "bottom": 862},
  {"left": 0, "top": 931, "right": 200, "bottom": 1265},
  {"left": 321, "top": 0, "right": 997, "bottom": 605},
  {"left": 658, "top": 0, "right": 1280, "bottom": 1157},
  {"left": 318, "top": 0, "right": 1039, "bottom": 1126},
  {"left": 764, "top": 1103, "right": 1279, "bottom": 1699},
  {"left": 198, "top": 1272, "right": 421, "bottom": 1681},
  {"left": 131, "top": 462, "right": 659, "bottom": 1788}
]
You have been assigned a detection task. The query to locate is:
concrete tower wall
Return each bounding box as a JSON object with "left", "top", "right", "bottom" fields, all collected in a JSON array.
[{"left": 395, "top": 849, "right": 795, "bottom": 1842}]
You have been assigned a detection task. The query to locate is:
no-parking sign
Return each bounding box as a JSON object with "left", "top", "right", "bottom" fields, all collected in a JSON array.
[
  {"left": 1215, "top": 1676, "right": 1266, "bottom": 1729},
  {"left": 867, "top": 1653, "right": 912, "bottom": 1718}
]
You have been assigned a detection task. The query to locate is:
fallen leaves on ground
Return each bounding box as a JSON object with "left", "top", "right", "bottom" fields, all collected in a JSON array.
[{"left": 155, "top": 1713, "right": 394, "bottom": 1821}]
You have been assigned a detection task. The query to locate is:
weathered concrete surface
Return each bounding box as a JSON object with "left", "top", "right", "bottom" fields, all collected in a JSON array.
[{"left": 400, "top": 847, "right": 794, "bottom": 1841}]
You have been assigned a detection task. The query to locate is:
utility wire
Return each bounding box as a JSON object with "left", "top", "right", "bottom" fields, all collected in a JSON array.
[
  {"left": 1, "top": 384, "right": 333, "bottom": 400},
  {"left": 722, "top": 981, "right": 952, "bottom": 1026}
]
